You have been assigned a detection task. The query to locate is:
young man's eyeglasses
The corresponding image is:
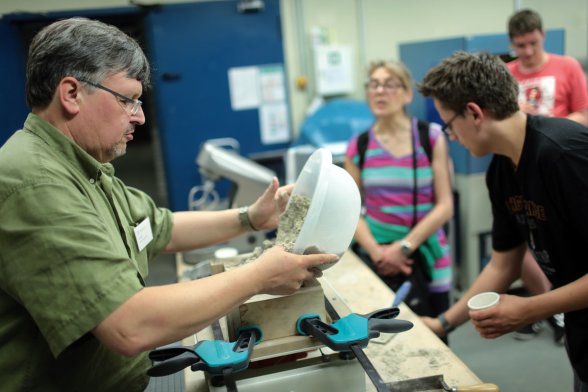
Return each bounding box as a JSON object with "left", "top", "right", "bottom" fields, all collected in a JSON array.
[
  {"left": 441, "top": 111, "right": 461, "bottom": 136},
  {"left": 79, "top": 79, "right": 142, "bottom": 115},
  {"left": 365, "top": 79, "right": 404, "bottom": 93}
]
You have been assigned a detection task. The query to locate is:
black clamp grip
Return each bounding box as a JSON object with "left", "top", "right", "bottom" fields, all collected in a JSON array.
[
  {"left": 296, "top": 307, "right": 413, "bottom": 352},
  {"left": 148, "top": 325, "right": 262, "bottom": 377}
]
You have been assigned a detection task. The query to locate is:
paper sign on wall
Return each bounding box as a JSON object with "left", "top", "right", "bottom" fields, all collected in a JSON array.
[
  {"left": 228, "top": 66, "right": 260, "bottom": 110},
  {"left": 314, "top": 44, "right": 354, "bottom": 96},
  {"left": 228, "top": 64, "right": 290, "bottom": 144},
  {"left": 259, "top": 102, "right": 289, "bottom": 144}
]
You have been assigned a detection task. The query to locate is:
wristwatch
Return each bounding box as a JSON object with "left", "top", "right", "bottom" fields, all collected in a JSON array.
[
  {"left": 399, "top": 239, "right": 413, "bottom": 257},
  {"left": 238, "top": 206, "right": 258, "bottom": 231},
  {"left": 438, "top": 312, "right": 456, "bottom": 334}
]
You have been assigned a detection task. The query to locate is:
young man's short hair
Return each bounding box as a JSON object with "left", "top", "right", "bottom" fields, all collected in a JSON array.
[{"left": 508, "top": 9, "right": 543, "bottom": 39}]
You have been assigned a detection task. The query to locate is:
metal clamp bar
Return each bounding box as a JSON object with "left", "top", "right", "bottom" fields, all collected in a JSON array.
[
  {"left": 324, "top": 297, "right": 389, "bottom": 392},
  {"left": 210, "top": 319, "right": 238, "bottom": 392}
]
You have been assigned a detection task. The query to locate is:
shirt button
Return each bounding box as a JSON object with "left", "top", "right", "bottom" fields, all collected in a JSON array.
[{"left": 89, "top": 178, "right": 96, "bottom": 184}]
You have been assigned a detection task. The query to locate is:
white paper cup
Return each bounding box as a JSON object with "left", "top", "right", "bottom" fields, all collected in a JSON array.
[
  {"left": 214, "top": 247, "right": 238, "bottom": 259},
  {"left": 467, "top": 292, "right": 500, "bottom": 311}
]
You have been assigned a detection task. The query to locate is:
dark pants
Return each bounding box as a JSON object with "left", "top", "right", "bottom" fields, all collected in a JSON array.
[
  {"left": 575, "top": 375, "right": 587, "bottom": 392},
  {"left": 565, "top": 340, "right": 588, "bottom": 392}
]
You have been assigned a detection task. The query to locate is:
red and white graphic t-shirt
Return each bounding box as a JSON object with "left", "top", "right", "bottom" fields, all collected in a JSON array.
[{"left": 507, "top": 54, "right": 588, "bottom": 118}]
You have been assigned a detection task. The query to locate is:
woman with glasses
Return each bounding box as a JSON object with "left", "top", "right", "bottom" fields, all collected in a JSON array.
[{"left": 344, "top": 61, "right": 454, "bottom": 331}]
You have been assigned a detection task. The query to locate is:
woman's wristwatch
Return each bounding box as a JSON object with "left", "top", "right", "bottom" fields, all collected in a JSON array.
[
  {"left": 438, "top": 313, "right": 456, "bottom": 334},
  {"left": 399, "top": 239, "right": 413, "bottom": 257}
]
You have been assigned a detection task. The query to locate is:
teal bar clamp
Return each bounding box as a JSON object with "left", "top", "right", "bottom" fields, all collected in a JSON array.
[
  {"left": 148, "top": 324, "right": 262, "bottom": 377},
  {"left": 297, "top": 307, "right": 413, "bottom": 352}
]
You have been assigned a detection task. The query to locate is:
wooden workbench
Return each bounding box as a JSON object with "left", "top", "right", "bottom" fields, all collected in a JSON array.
[{"left": 179, "top": 251, "right": 484, "bottom": 391}]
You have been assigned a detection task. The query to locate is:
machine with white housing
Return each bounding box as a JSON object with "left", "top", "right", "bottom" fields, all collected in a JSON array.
[{"left": 190, "top": 138, "right": 276, "bottom": 254}]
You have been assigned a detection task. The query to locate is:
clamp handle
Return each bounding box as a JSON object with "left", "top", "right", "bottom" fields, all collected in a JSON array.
[
  {"left": 297, "top": 313, "right": 370, "bottom": 351},
  {"left": 368, "top": 318, "right": 413, "bottom": 335},
  {"left": 147, "top": 325, "right": 262, "bottom": 377},
  {"left": 148, "top": 348, "right": 200, "bottom": 377},
  {"left": 363, "top": 307, "right": 413, "bottom": 335},
  {"left": 296, "top": 308, "right": 413, "bottom": 352},
  {"left": 193, "top": 325, "right": 261, "bottom": 375}
]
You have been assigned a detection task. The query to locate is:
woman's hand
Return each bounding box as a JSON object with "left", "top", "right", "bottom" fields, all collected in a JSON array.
[{"left": 375, "top": 242, "right": 414, "bottom": 277}]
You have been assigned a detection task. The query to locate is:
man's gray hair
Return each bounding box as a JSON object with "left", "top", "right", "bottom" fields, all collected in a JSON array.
[{"left": 26, "top": 17, "right": 150, "bottom": 109}]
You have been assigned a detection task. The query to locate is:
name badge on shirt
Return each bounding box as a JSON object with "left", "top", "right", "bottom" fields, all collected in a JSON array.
[{"left": 134, "top": 217, "right": 153, "bottom": 252}]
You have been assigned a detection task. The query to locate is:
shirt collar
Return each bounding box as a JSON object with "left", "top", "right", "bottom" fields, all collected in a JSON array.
[{"left": 23, "top": 113, "right": 115, "bottom": 181}]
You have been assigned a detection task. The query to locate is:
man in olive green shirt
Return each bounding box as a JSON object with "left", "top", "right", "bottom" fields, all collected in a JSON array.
[{"left": 0, "top": 18, "right": 336, "bottom": 391}]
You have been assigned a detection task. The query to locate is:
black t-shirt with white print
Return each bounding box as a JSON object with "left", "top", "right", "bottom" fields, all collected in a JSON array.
[{"left": 487, "top": 114, "right": 588, "bottom": 382}]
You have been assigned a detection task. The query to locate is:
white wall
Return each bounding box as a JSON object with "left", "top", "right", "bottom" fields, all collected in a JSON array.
[
  {"left": 282, "top": 0, "right": 588, "bottom": 135},
  {"left": 1, "top": 0, "right": 586, "bottom": 136}
]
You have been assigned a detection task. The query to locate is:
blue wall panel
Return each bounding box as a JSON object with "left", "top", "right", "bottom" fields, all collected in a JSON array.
[
  {"left": 145, "top": 0, "right": 288, "bottom": 211},
  {"left": 400, "top": 37, "right": 464, "bottom": 123},
  {"left": 0, "top": 18, "right": 28, "bottom": 146},
  {"left": 0, "top": 7, "right": 147, "bottom": 146}
]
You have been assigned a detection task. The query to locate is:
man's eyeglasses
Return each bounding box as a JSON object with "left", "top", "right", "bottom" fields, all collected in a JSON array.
[
  {"left": 79, "top": 79, "right": 142, "bottom": 116},
  {"left": 441, "top": 111, "right": 461, "bottom": 136},
  {"left": 365, "top": 79, "right": 404, "bottom": 93}
]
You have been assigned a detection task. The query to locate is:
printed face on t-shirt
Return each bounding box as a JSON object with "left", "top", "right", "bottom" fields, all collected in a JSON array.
[{"left": 517, "top": 76, "right": 556, "bottom": 116}]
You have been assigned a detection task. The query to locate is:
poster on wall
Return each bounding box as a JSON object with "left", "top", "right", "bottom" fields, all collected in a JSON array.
[
  {"left": 314, "top": 44, "right": 354, "bottom": 96},
  {"left": 228, "top": 64, "right": 290, "bottom": 144},
  {"left": 259, "top": 102, "right": 289, "bottom": 144},
  {"left": 228, "top": 66, "right": 261, "bottom": 110},
  {"left": 259, "top": 64, "right": 286, "bottom": 103}
]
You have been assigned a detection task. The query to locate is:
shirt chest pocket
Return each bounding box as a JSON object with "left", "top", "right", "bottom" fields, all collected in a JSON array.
[{"left": 124, "top": 217, "right": 153, "bottom": 280}]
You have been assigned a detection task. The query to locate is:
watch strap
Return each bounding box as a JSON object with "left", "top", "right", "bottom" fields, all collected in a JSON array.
[
  {"left": 399, "top": 239, "right": 413, "bottom": 257},
  {"left": 238, "top": 206, "right": 258, "bottom": 231},
  {"left": 438, "top": 313, "right": 455, "bottom": 334}
]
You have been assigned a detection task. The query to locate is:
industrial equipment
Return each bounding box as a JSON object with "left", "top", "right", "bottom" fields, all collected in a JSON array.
[{"left": 190, "top": 138, "right": 276, "bottom": 253}]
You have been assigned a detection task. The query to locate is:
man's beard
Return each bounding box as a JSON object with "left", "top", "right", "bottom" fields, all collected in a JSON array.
[
  {"left": 109, "top": 142, "right": 127, "bottom": 160},
  {"left": 109, "top": 130, "right": 132, "bottom": 161}
]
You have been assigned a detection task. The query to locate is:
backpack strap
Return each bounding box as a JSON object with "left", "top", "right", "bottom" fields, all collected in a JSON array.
[
  {"left": 416, "top": 120, "right": 432, "bottom": 163},
  {"left": 357, "top": 120, "right": 432, "bottom": 170},
  {"left": 356, "top": 129, "right": 370, "bottom": 170}
]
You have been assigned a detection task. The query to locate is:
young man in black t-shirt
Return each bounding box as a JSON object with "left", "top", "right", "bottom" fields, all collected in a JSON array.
[{"left": 417, "top": 51, "right": 588, "bottom": 391}]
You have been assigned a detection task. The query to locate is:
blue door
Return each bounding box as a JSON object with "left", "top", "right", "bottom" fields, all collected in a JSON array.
[
  {"left": 145, "top": 0, "right": 289, "bottom": 211},
  {"left": 0, "top": 17, "right": 28, "bottom": 145}
]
